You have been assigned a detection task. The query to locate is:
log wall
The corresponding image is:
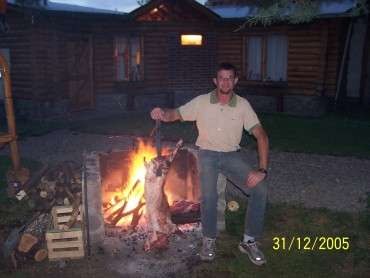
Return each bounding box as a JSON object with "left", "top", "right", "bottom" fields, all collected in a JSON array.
[
  {"left": 93, "top": 22, "right": 216, "bottom": 102},
  {"left": 1, "top": 5, "right": 349, "bottom": 116},
  {"left": 0, "top": 10, "right": 33, "bottom": 99},
  {"left": 216, "top": 19, "right": 345, "bottom": 97}
]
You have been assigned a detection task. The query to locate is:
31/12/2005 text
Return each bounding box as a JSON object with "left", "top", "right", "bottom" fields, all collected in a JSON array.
[{"left": 272, "top": 236, "right": 350, "bottom": 251}]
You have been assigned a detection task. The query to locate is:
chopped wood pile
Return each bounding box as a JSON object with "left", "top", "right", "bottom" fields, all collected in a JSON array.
[{"left": 2, "top": 161, "right": 83, "bottom": 269}]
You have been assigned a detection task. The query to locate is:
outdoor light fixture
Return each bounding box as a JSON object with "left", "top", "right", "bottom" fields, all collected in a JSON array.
[{"left": 181, "top": 35, "right": 202, "bottom": 46}]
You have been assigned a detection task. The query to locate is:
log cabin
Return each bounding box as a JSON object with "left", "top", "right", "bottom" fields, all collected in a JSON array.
[
  {"left": 0, "top": 0, "right": 129, "bottom": 119},
  {"left": 0, "top": 0, "right": 368, "bottom": 119},
  {"left": 205, "top": 0, "right": 369, "bottom": 115}
]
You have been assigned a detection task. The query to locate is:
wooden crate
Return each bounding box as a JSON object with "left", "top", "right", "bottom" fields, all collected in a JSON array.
[
  {"left": 51, "top": 205, "right": 82, "bottom": 230},
  {"left": 46, "top": 226, "right": 84, "bottom": 260}
]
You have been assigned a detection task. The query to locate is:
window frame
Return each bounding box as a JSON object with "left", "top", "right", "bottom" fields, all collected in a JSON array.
[
  {"left": 114, "top": 35, "right": 144, "bottom": 82},
  {"left": 242, "top": 32, "right": 288, "bottom": 84}
]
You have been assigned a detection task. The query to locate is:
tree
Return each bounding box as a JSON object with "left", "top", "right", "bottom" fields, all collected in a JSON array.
[
  {"left": 247, "top": 0, "right": 369, "bottom": 26},
  {"left": 137, "top": 0, "right": 150, "bottom": 6}
]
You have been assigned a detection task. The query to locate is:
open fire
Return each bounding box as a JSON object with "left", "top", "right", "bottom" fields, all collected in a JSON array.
[
  {"left": 83, "top": 138, "right": 201, "bottom": 256},
  {"left": 102, "top": 140, "right": 171, "bottom": 229}
]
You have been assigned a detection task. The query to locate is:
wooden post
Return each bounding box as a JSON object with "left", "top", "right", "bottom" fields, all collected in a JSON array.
[{"left": 0, "top": 53, "right": 21, "bottom": 171}]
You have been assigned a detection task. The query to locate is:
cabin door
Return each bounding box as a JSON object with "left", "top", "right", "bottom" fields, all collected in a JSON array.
[{"left": 67, "top": 35, "right": 94, "bottom": 111}]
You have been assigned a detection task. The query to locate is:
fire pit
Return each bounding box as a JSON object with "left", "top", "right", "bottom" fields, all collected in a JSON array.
[{"left": 82, "top": 139, "right": 202, "bottom": 277}]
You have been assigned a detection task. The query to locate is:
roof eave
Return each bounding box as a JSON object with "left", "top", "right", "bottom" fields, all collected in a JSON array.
[{"left": 130, "top": 0, "right": 221, "bottom": 21}]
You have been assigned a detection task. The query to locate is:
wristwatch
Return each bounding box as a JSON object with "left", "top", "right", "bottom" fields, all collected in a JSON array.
[{"left": 258, "top": 168, "right": 268, "bottom": 177}]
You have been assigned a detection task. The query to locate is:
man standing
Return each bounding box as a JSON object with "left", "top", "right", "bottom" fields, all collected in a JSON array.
[{"left": 150, "top": 63, "right": 269, "bottom": 265}]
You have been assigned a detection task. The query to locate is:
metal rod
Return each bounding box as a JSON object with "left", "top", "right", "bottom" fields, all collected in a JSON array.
[
  {"left": 82, "top": 164, "right": 91, "bottom": 257},
  {"left": 155, "top": 120, "right": 161, "bottom": 157}
]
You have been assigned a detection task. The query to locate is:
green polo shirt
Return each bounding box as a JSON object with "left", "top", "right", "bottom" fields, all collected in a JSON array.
[{"left": 177, "top": 90, "right": 260, "bottom": 152}]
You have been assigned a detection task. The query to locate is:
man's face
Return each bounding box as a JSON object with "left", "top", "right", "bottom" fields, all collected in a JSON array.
[{"left": 213, "top": 69, "right": 238, "bottom": 95}]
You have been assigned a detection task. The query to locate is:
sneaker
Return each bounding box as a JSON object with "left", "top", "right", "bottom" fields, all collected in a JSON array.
[
  {"left": 199, "top": 237, "right": 216, "bottom": 261},
  {"left": 239, "top": 240, "right": 266, "bottom": 266}
]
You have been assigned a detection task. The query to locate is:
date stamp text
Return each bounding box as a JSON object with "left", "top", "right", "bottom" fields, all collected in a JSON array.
[{"left": 272, "top": 236, "right": 350, "bottom": 251}]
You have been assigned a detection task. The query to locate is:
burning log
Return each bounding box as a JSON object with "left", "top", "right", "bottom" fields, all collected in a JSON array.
[
  {"left": 109, "top": 200, "right": 128, "bottom": 225},
  {"left": 113, "top": 200, "right": 145, "bottom": 227},
  {"left": 129, "top": 202, "right": 144, "bottom": 230},
  {"left": 143, "top": 140, "right": 184, "bottom": 251},
  {"left": 104, "top": 179, "right": 141, "bottom": 224},
  {"left": 104, "top": 198, "right": 127, "bottom": 221}
]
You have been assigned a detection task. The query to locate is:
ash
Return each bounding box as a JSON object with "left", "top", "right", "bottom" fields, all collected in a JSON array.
[{"left": 101, "top": 223, "right": 202, "bottom": 278}]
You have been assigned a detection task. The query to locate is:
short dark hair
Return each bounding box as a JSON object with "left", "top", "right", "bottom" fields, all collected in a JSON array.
[{"left": 216, "top": 62, "right": 238, "bottom": 77}]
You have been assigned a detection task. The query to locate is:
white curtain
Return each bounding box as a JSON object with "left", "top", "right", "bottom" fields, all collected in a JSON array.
[
  {"left": 115, "top": 37, "right": 128, "bottom": 81},
  {"left": 267, "top": 35, "right": 287, "bottom": 81},
  {"left": 247, "top": 36, "right": 262, "bottom": 80}
]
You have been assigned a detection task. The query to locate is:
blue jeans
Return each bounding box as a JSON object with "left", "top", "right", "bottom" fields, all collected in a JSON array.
[{"left": 198, "top": 149, "right": 268, "bottom": 239}]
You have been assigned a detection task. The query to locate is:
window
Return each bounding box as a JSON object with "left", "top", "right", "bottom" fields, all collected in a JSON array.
[
  {"left": 245, "top": 34, "right": 287, "bottom": 82},
  {"left": 114, "top": 36, "right": 143, "bottom": 81},
  {"left": 181, "top": 34, "right": 203, "bottom": 46}
]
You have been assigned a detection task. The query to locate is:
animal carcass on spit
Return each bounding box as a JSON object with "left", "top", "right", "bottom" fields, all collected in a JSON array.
[{"left": 143, "top": 139, "right": 184, "bottom": 251}]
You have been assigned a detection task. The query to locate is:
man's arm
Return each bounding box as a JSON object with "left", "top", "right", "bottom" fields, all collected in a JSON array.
[
  {"left": 252, "top": 125, "right": 269, "bottom": 171},
  {"left": 246, "top": 124, "right": 269, "bottom": 188},
  {"left": 150, "top": 107, "right": 181, "bottom": 122}
]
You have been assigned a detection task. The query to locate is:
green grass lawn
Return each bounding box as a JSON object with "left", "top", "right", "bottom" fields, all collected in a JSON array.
[
  {"left": 260, "top": 113, "right": 370, "bottom": 158},
  {"left": 192, "top": 200, "right": 370, "bottom": 278},
  {"left": 2, "top": 197, "right": 368, "bottom": 277},
  {"left": 69, "top": 111, "right": 370, "bottom": 158}
]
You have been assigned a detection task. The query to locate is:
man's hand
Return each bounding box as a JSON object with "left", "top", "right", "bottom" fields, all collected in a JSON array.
[
  {"left": 246, "top": 169, "right": 266, "bottom": 188},
  {"left": 150, "top": 107, "right": 165, "bottom": 121},
  {"left": 150, "top": 107, "right": 181, "bottom": 122}
]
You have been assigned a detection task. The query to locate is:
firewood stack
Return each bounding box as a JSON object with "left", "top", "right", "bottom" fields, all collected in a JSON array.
[
  {"left": 3, "top": 161, "right": 83, "bottom": 269},
  {"left": 27, "top": 161, "right": 82, "bottom": 211},
  {"left": 14, "top": 213, "right": 51, "bottom": 265}
]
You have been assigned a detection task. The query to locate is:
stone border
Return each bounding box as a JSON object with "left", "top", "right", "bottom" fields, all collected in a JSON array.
[{"left": 83, "top": 151, "right": 105, "bottom": 253}]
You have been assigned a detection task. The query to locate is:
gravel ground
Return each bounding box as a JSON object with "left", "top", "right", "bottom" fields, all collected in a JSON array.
[{"left": 1, "top": 129, "right": 369, "bottom": 212}]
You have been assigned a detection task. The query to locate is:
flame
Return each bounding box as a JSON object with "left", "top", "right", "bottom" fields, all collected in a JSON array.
[{"left": 103, "top": 140, "right": 169, "bottom": 228}]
